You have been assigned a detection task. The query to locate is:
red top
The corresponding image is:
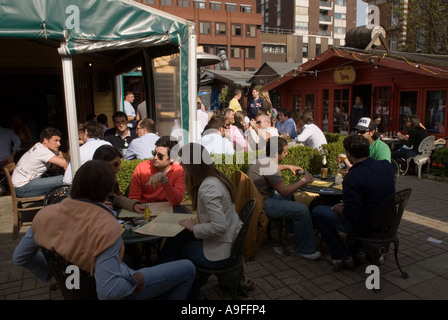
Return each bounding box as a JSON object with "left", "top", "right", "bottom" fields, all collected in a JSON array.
[{"left": 128, "top": 159, "right": 186, "bottom": 206}]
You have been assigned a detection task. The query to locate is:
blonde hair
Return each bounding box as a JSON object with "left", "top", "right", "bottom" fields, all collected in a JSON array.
[{"left": 260, "top": 90, "right": 272, "bottom": 105}]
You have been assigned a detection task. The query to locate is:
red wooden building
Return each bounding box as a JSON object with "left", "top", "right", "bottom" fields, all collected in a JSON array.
[{"left": 264, "top": 47, "right": 448, "bottom": 138}]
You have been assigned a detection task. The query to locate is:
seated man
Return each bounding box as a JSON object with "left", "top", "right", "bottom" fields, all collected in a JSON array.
[
  {"left": 311, "top": 134, "right": 395, "bottom": 268},
  {"left": 344, "top": 117, "right": 391, "bottom": 169},
  {"left": 276, "top": 108, "right": 298, "bottom": 140},
  {"left": 295, "top": 109, "right": 328, "bottom": 150},
  {"left": 247, "top": 113, "right": 279, "bottom": 150},
  {"left": 124, "top": 118, "right": 159, "bottom": 160},
  {"left": 12, "top": 127, "right": 68, "bottom": 198},
  {"left": 63, "top": 121, "right": 111, "bottom": 185},
  {"left": 246, "top": 136, "right": 321, "bottom": 260},
  {"left": 200, "top": 115, "right": 235, "bottom": 155},
  {"left": 104, "top": 111, "right": 138, "bottom": 154},
  {"left": 12, "top": 160, "right": 195, "bottom": 300},
  {"left": 129, "top": 136, "right": 185, "bottom": 207}
]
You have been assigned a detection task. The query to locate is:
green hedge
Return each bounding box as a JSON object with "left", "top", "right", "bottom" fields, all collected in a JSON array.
[
  {"left": 429, "top": 147, "right": 448, "bottom": 177},
  {"left": 116, "top": 134, "right": 346, "bottom": 198}
]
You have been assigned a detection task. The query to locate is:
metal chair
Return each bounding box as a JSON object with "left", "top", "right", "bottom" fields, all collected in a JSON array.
[
  {"left": 195, "top": 198, "right": 256, "bottom": 299},
  {"left": 346, "top": 188, "right": 412, "bottom": 282},
  {"left": 3, "top": 163, "right": 45, "bottom": 239},
  {"left": 402, "top": 135, "right": 435, "bottom": 178},
  {"left": 44, "top": 185, "right": 70, "bottom": 206},
  {"left": 391, "top": 158, "right": 400, "bottom": 183},
  {"left": 41, "top": 247, "right": 98, "bottom": 300}
]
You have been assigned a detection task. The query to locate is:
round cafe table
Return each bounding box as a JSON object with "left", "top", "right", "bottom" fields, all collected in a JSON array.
[{"left": 299, "top": 175, "right": 343, "bottom": 211}]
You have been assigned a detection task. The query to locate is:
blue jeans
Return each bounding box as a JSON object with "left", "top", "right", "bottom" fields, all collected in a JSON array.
[
  {"left": 311, "top": 205, "right": 353, "bottom": 260},
  {"left": 391, "top": 147, "right": 418, "bottom": 162},
  {"left": 263, "top": 193, "right": 317, "bottom": 254},
  {"left": 130, "top": 259, "right": 196, "bottom": 300},
  {"left": 15, "top": 175, "right": 64, "bottom": 198},
  {"left": 157, "top": 229, "right": 228, "bottom": 269}
]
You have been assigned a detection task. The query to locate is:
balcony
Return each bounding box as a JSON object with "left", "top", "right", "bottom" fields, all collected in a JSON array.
[
  {"left": 319, "top": 1, "right": 333, "bottom": 10},
  {"left": 318, "top": 30, "right": 332, "bottom": 37},
  {"left": 319, "top": 15, "right": 333, "bottom": 25}
]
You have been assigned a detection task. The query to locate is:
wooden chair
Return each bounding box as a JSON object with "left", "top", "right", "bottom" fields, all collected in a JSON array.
[
  {"left": 195, "top": 198, "right": 256, "bottom": 299},
  {"left": 3, "top": 163, "right": 45, "bottom": 239},
  {"left": 402, "top": 135, "right": 435, "bottom": 178},
  {"left": 346, "top": 188, "right": 412, "bottom": 283}
]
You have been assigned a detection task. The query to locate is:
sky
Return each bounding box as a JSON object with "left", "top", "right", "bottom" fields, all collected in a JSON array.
[{"left": 357, "top": 0, "right": 368, "bottom": 26}]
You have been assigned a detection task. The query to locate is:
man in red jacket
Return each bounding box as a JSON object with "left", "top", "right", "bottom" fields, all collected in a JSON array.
[{"left": 129, "top": 136, "right": 185, "bottom": 207}]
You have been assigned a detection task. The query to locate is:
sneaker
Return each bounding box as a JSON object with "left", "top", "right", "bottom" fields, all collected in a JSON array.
[{"left": 298, "top": 251, "right": 321, "bottom": 260}]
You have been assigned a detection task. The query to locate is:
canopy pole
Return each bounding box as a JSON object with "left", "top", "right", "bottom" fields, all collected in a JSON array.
[
  {"left": 188, "top": 31, "right": 197, "bottom": 143},
  {"left": 58, "top": 44, "right": 81, "bottom": 178}
]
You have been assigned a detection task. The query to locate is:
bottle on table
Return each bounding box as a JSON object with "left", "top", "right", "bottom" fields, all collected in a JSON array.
[{"left": 321, "top": 155, "right": 328, "bottom": 180}]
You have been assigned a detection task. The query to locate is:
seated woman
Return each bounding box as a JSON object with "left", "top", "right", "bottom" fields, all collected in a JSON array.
[
  {"left": 392, "top": 114, "right": 427, "bottom": 172},
  {"left": 92, "top": 145, "right": 145, "bottom": 214},
  {"left": 12, "top": 160, "right": 196, "bottom": 300},
  {"left": 156, "top": 143, "right": 242, "bottom": 270}
]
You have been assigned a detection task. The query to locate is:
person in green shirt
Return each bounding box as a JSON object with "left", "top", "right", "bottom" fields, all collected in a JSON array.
[{"left": 344, "top": 117, "right": 391, "bottom": 169}]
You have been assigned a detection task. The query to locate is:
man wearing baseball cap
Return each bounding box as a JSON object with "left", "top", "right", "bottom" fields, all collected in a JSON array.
[{"left": 344, "top": 117, "right": 391, "bottom": 169}]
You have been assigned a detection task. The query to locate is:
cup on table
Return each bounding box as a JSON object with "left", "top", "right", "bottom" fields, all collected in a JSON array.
[
  {"left": 320, "top": 167, "right": 328, "bottom": 180},
  {"left": 337, "top": 153, "right": 347, "bottom": 169}
]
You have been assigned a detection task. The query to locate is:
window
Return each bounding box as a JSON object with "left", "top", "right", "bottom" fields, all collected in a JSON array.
[
  {"left": 215, "top": 22, "right": 227, "bottom": 36},
  {"left": 199, "top": 21, "right": 211, "bottom": 35},
  {"left": 316, "top": 44, "right": 321, "bottom": 56},
  {"left": 177, "top": 0, "right": 190, "bottom": 7},
  {"left": 399, "top": 91, "right": 418, "bottom": 130},
  {"left": 263, "top": 44, "right": 286, "bottom": 54},
  {"left": 296, "top": 6, "right": 308, "bottom": 15},
  {"left": 240, "top": 5, "right": 251, "bottom": 13},
  {"left": 334, "top": 13, "right": 346, "bottom": 20},
  {"left": 225, "top": 3, "right": 236, "bottom": 11},
  {"left": 231, "top": 24, "right": 242, "bottom": 36},
  {"left": 373, "top": 86, "right": 393, "bottom": 132},
  {"left": 142, "top": 0, "right": 155, "bottom": 4},
  {"left": 296, "top": 21, "right": 308, "bottom": 31},
  {"left": 210, "top": 1, "right": 221, "bottom": 10},
  {"left": 161, "top": 0, "right": 172, "bottom": 5},
  {"left": 246, "top": 25, "right": 256, "bottom": 37},
  {"left": 322, "top": 89, "right": 329, "bottom": 132},
  {"left": 335, "top": 0, "right": 346, "bottom": 5},
  {"left": 194, "top": 0, "right": 206, "bottom": 9},
  {"left": 277, "top": 11, "right": 281, "bottom": 27},
  {"left": 245, "top": 47, "right": 255, "bottom": 59},
  {"left": 302, "top": 43, "right": 308, "bottom": 58},
  {"left": 230, "top": 47, "right": 241, "bottom": 58},
  {"left": 425, "top": 90, "right": 446, "bottom": 135},
  {"left": 334, "top": 27, "right": 346, "bottom": 34}
]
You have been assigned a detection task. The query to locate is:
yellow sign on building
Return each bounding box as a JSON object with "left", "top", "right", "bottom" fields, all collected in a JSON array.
[{"left": 333, "top": 66, "right": 356, "bottom": 84}]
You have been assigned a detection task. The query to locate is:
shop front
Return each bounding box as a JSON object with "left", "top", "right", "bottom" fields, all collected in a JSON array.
[{"left": 264, "top": 48, "right": 448, "bottom": 138}]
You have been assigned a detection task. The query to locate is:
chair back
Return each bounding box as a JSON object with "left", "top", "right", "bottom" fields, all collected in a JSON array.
[
  {"left": 390, "top": 159, "right": 400, "bottom": 183},
  {"left": 44, "top": 185, "right": 70, "bottom": 206},
  {"left": 227, "top": 199, "right": 256, "bottom": 263},
  {"left": 3, "top": 163, "right": 17, "bottom": 200},
  {"left": 41, "top": 248, "right": 98, "bottom": 300},
  {"left": 418, "top": 135, "right": 435, "bottom": 156},
  {"left": 367, "top": 188, "right": 412, "bottom": 240}
]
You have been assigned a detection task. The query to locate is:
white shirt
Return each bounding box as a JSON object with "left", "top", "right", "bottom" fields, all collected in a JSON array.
[
  {"left": 200, "top": 133, "right": 235, "bottom": 155},
  {"left": 12, "top": 143, "right": 57, "bottom": 188},
  {"left": 197, "top": 109, "right": 209, "bottom": 137},
  {"left": 63, "top": 138, "right": 111, "bottom": 184},
  {"left": 124, "top": 133, "right": 159, "bottom": 160},
  {"left": 295, "top": 123, "right": 328, "bottom": 150}
]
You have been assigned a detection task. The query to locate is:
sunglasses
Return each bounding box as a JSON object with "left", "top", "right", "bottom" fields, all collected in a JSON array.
[{"left": 152, "top": 150, "right": 166, "bottom": 160}]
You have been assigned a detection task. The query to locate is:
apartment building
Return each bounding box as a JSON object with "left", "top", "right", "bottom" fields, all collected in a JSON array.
[
  {"left": 257, "top": 0, "right": 357, "bottom": 64},
  {"left": 136, "top": 0, "right": 263, "bottom": 71}
]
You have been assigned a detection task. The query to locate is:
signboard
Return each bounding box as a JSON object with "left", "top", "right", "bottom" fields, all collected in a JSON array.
[{"left": 333, "top": 66, "right": 356, "bottom": 84}]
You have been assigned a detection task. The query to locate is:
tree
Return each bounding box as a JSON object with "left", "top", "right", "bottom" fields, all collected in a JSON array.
[{"left": 394, "top": 0, "right": 448, "bottom": 54}]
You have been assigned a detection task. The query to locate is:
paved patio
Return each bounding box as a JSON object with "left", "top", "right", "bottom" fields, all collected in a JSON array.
[{"left": 1, "top": 174, "right": 448, "bottom": 300}]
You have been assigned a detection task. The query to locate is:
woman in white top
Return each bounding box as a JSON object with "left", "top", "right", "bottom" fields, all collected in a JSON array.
[{"left": 156, "top": 143, "right": 242, "bottom": 269}]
